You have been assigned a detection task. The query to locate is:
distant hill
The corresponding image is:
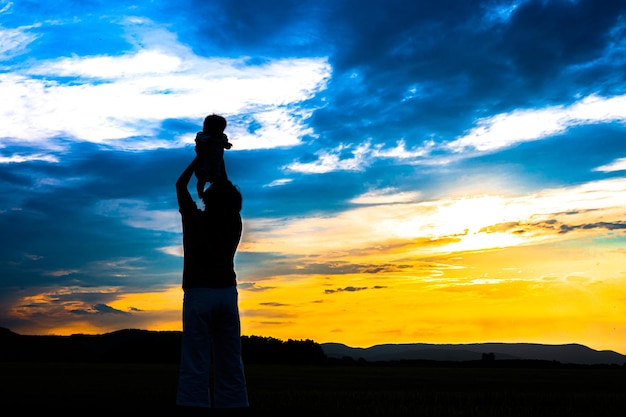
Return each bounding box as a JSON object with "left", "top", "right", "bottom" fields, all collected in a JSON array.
[
  {"left": 0, "top": 328, "right": 325, "bottom": 364},
  {"left": 321, "top": 342, "right": 626, "bottom": 365},
  {"left": 0, "top": 328, "right": 183, "bottom": 363},
  {"left": 2, "top": 327, "right": 623, "bottom": 366}
]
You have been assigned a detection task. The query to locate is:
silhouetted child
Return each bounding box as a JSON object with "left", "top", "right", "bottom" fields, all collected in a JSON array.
[{"left": 194, "top": 114, "right": 232, "bottom": 199}]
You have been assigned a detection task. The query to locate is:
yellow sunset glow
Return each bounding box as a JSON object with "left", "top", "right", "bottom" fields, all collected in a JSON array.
[
  {"left": 238, "top": 241, "right": 626, "bottom": 352},
  {"left": 234, "top": 179, "right": 626, "bottom": 353},
  {"left": 8, "top": 179, "right": 626, "bottom": 355}
]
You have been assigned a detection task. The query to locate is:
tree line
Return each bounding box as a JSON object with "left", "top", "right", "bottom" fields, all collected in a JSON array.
[{"left": 0, "top": 328, "right": 326, "bottom": 364}]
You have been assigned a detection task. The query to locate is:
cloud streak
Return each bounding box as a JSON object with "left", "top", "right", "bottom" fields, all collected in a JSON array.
[{"left": 448, "top": 94, "right": 626, "bottom": 153}]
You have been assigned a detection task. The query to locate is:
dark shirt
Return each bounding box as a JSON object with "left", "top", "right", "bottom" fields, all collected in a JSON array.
[{"left": 178, "top": 190, "right": 241, "bottom": 290}]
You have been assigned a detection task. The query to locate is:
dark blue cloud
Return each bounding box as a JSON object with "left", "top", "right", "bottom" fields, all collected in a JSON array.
[
  {"left": 150, "top": 0, "right": 329, "bottom": 57},
  {"left": 309, "top": 0, "right": 626, "bottom": 154},
  {"left": 501, "top": 0, "right": 626, "bottom": 80},
  {"left": 0, "top": 143, "right": 185, "bottom": 290}
]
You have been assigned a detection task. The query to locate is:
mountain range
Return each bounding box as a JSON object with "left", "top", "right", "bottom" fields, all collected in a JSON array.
[
  {"left": 1, "top": 327, "right": 624, "bottom": 366},
  {"left": 321, "top": 342, "right": 626, "bottom": 365}
]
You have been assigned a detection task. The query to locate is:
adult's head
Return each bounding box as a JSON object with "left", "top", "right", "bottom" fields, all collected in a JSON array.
[
  {"left": 201, "top": 179, "right": 242, "bottom": 214},
  {"left": 203, "top": 114, "right": 227, "bottom": 136}
]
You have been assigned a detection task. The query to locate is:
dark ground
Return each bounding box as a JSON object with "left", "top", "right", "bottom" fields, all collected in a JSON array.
[{"left": 1, "top": 362, "right": 624, "bottom": 416}]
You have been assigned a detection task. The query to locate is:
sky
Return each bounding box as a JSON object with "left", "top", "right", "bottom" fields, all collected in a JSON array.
[{"left": 1, "top": 0, "right": 626, "bottom": 354}]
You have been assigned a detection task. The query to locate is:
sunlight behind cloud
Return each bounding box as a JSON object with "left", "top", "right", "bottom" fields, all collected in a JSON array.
[{"left": 243, "top": 178, "right": 626, "bottom": 258}]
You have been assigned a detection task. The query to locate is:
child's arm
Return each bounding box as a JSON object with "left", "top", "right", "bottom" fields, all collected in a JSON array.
[{"left": 220, "top": 134, "right": 232, "bottom": 149}]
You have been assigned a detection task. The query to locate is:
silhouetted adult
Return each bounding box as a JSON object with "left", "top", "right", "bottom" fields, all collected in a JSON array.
[{"left": 175, "top": 154, "right": 248, "bottom": 413}]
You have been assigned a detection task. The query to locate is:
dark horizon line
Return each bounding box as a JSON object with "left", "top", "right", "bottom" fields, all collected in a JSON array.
[{"left": 2, "top": 326, "right": 624, "bottom": 355}]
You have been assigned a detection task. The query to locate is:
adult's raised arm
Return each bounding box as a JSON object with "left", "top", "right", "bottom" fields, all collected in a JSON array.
[{"left": 176, "top": 156, "right": 199, "bottom": 210}]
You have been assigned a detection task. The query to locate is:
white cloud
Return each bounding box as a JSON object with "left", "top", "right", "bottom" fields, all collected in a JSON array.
[
  {"left": 283, "top": 138, "right": 437, "bottom": 174},
  {"left": 448, "top": 94, "right": 626, "bottom": 152},
  {"left": 593, "top": 157, "right": 626, "bottom": 173},
  {"left": 284, "top": 142, "right": 372, "bottom": 174},
  {"left": 0, "top": 27, "right": 331, "bottom": 152},
  {"left": 28, "top": 49, "right": 184, "bottom": 78},
  {"left": 0, "top": 153, "right": 58, "bottom": 163},
  {"left": 371, "top": 139, "right": 432, "bottom": 160},
  {"left": 350, "top": 187, "right": 420, "bottom": 205},
  {"left": 265, "top": 178, "right": 294, "bottom": 187},
  {"left": 229, "top": 107, "right": 317, "bottom": 150},
  {"left": 0, "top": 24, "right": 37, "bottom": 60},
  {"left": 281, "top": 92, "right": 626, "bottom": 175},
  {"left": 0, "top": 1, "right": 12, "bottom": 14}
]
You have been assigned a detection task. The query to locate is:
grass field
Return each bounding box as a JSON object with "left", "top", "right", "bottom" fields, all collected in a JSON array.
[{"left": 1, "top": 362, "right": 624, "bottom": 416}]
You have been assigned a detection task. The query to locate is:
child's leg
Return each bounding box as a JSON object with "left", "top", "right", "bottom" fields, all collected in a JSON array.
[
  {"left": 219, "top": 159, "right": 228, "bottom": 181},
  {"left": 207, "top": 145, "right": 227, "bottom": 182},
  {"left": 197, "top": 179, "right": 206, "bottom": 199}
]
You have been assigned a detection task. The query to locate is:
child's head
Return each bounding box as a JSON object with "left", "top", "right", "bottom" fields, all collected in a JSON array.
[{"left": 203, "top": 114, "right": 227, "bottom": 135}]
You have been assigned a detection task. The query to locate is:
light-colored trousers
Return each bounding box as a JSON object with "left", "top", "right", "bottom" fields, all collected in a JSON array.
[{"left": 176, "top": 286, "right": 249, "bottom": 408}]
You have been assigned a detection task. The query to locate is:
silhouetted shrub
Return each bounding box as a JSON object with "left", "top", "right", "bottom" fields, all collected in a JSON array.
[{"left": 242, "top": 335, "right": 326, "bottom": 364}]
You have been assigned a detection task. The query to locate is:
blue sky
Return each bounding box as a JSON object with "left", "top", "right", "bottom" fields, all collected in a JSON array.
[{"left": 2, "top": 0, "right": 626, "bottom": 352}]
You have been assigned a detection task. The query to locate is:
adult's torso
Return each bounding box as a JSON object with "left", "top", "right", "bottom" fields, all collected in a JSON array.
[{"left": 180, "top": 206, "right": 241, "bottom": 290}]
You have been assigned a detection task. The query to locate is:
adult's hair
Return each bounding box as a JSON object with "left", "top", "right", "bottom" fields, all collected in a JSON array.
[
  {"left": 203, "top": 114, "right": 227, "bottom": 135},
  {"left": 202, "top": 180, "right": 242, "bottom": 213}
]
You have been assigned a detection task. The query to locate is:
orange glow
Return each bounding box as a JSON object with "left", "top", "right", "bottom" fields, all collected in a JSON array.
[
  {"left": 108, "top": 286, "right": 183, "bottom": 312},
  {"left": 7, "top": 182, "right": 626, "bottom": 355}
]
